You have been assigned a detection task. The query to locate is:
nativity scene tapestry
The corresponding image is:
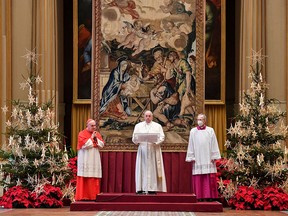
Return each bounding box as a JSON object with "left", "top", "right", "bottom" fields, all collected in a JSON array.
[{"left": 91, "top": 0, "right": 214, "bottom": 151}]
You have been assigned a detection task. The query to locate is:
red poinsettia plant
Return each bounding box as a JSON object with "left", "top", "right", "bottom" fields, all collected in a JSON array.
[
  {"left": 215, "top": 158, "right": 229, "bottom": 179},
  {"left": 0, "top": 184, "right": 63, "bottom": 208},
  {"left": 227, "top": 185, "right": 288, "bottom": 210},
  {"left": 0, "top": 186, "right": 34, "bottom": 208},
  {"left": 216, "top": 158, "right": 232, "bottom": 189},
  {"left": 261, "top": 186, "right": 288, "bottom": 210},
  {"left": 68, "top": 156, "right": 77, "bottom": 187},
  {"left": 30, "top": 184, "right": 63, "bottom": 208},
  {"left": 228, "top": 186, "right": 264, "bottom": 210}
]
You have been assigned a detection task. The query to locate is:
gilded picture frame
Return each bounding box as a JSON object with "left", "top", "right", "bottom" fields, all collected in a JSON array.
[
  {"left": 73, "top": 0, "right": 93, "bottom": 104},
  {"left": 92, "top": 0, "right": 205, "bottom": 152},
  {"left": 204, "top": 0, "right": 226, "bottom": 104}
]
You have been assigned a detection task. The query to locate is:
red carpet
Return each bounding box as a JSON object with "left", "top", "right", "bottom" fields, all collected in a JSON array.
[{"left": 70, "top": 193, "right": 223, "bottom": 212}]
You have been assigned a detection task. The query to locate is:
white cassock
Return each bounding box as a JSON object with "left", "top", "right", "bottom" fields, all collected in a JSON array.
[
  {"left": 77, "top": 136, "right": 104, "bottom": 178},
  {"left": 132, "top": 121, "right": 167, "bottom": 192},
  {"left": 185, "top": 126, "right": 221, "bottom": 175}
]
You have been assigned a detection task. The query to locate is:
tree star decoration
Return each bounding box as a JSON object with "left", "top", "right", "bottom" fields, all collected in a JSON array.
[
  {"left": 56, "top": 173, "right": 64, "bottom": 185},
  {"left": 247, "top": 49, "right": 267, "bottom": 66},
  {"left": 19, "top": 82, "right": 27, "bottom": 90},
  {"left": 257, "top": 153, "right": 264, "bottom": 166},
  {"left": 35, "top": 75, "right": 43, "bottom": 84},
  {"left": 21, "top": 156, "right": 29, "bottom": 166},
  {"left": 26, "top": 174, "right": 35, "bottom": 185},
  {"left": 11, "top": 108, "right": 18, "bottom": 119},
  {"left": 16, "top": 178, "right": 22, "bottom": 186},
  {"left": 33, "top": 184, "right": 44, "bottom": 196},
  {"left": 224, "top": 140, "right": 231, "bottom": 148},
  {"left": 5, "top": 120, "right": 11, "bottom": 127},
  {"left": 33, "top": 159, "right": 39, "bottom": 168},
  {"left": 22, "top": 48, "right": 42, "bottom": 65},
  {"left": 28, "top": 94, "right": 36, "bottom": 105},
  {"left": 62, "top": 182, "right": 76, "bottom": 202},
  {"left": 249, "top": 176, "right": 259, "bottom": 188},
  {"left": 1, "top": 105, "right": 8, "bottom": 114}
]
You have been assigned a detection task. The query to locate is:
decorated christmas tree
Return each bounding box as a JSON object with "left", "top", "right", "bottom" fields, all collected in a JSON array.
[
  {"left": 218, "top": 50, "right": 288, "bottom": 210},
  {"left": 0, "top": 49, "right": 74, "bottom": 208}
]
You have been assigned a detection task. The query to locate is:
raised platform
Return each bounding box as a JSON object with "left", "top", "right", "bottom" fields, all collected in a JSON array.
[{"left": 70, "top": 193, "right": 223, "bottom": 212}]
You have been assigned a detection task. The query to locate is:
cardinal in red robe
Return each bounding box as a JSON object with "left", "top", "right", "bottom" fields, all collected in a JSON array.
[{"left": 75, "top": 119, "right": 105, "bottom": 200}]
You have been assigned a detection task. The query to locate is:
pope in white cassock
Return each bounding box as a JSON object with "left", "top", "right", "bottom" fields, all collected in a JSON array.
[{"left": 132, "top": 110, "right": 167, "bottom": 194}]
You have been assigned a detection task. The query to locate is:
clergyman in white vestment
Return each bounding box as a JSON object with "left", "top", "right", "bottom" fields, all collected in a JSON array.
[
  {"left": 185, "top": 113, "right": 221, "bottom": 201},
  {"left": 132, "top": 110, "right": 167, "bottom": 194}
]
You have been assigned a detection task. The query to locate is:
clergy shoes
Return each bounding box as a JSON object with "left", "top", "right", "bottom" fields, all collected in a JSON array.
[
  {"left": 136, "top": 191, "right": 157, "bottom": 195},
  {"left": 136, "top": 191, "right": 145, "bottom": 194}
]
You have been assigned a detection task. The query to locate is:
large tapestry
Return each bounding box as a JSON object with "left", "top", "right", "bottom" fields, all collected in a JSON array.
[{"left": 91, "top": 0, "right": 207, "bottom": 151}]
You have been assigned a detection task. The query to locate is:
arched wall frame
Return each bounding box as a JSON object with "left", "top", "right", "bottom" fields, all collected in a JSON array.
[{"left": 73, "top": 0, "right": 226, "bottom": 105}]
